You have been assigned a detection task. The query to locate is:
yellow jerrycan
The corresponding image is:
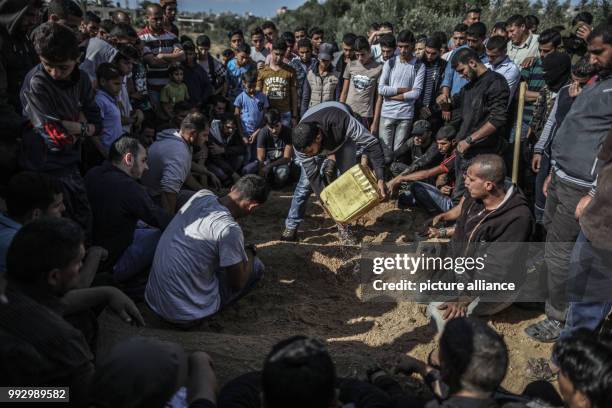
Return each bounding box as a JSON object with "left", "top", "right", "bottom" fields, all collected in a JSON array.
[{"left": 320, "top": 163, "right": 382, "bottom": 224}]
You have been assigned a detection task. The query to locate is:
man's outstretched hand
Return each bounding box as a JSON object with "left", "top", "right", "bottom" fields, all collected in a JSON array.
[
  {"left": 437, "top": 301, "right": 469, "bottom": 320},
  {"left": 378, "top": 179, "right": 388, "bottom": 201}
]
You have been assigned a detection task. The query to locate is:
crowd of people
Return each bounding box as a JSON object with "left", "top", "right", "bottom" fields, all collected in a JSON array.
[{"left": 0, "top": 0, "right": 611, "bottom": 406}]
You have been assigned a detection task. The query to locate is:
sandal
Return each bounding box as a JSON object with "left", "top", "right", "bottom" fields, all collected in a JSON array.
[{"left": 524, "top": 318, "right": 563, "bottom": 343}]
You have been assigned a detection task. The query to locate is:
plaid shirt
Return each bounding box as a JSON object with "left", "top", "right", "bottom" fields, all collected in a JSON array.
[{"left": 520, "top": 59, "right": 546, "bottom": 125}]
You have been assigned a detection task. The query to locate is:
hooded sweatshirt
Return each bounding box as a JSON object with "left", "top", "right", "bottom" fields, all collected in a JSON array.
[
  {"left": 20, "top": 64, "right": 102, "bottom": 173},
  {"left": 209, "top": 119, "right": 246, "bottom": 158},
  {"left": 451, "top": 185, "right": 534, "bottom": 290},
  {"left": 0, "top": 0, "right": 39, "bottom": 137},
  {"left": 141, "top": 128, "right": 192, "bottom": 197}
]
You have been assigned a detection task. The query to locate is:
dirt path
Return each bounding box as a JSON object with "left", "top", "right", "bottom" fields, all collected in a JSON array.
[{"left": 98, "top": 190, "right": 553, "bottom": 394}]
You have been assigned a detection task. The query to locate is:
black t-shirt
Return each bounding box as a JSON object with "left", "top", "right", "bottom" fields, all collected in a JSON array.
[{"left": 256, "top": 126, "right": 292, "bottom": 160}]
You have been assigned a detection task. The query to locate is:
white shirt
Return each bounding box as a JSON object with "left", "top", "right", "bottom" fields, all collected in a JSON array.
[
  {"left": 145, "top": 190, "right": 247, "bottom": 322},
  {"left": 507, "top": 33, "right": 539, "bottom": 67}
]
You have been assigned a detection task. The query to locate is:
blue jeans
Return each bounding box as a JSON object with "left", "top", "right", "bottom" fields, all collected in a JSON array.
[
  {"left": 113, "top": 227, "right": 162, "bottom": 283},
  {"left": 285, "top": 160, "right": 314, "bottom": 230},
  {"left": 399, "top": 181, "right": 453, "bottom": 214},
  {"left": 378, "top": 117, "right": 412, "bottom": 164},
  {"left": 285, "top": 140, "right": 358, "bottom": 230},
  {"left": 560, "top": 231, "right": 612, "bottom": 339}
]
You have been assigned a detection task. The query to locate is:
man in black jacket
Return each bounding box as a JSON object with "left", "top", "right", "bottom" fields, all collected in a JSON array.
[
  {"left": 389, "top": 119, "right": 438, "bottom": 176},
  {"left": 282, "top": 101, "right": 387, "bottom": 243},
  {"left": 86, "top": 137, "right": 172, "bottom": 287},
  {"left": 426, "top": 155, "right": 533, "bottom": 332},
  {"left": 447, "top": 47, "right": 510, "bottom": 201}
]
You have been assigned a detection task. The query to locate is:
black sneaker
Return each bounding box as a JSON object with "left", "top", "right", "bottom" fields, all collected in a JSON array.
[
  {"left": 280, "top": 228, "right": 298, "bottom": 242},
  {"left": 524, "top": 318, "right": 564, "bottom": 343}
]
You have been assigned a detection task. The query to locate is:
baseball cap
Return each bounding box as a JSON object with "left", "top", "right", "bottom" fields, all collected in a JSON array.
[
  {"left": 412, "top": 120, "right": 432, "bottom": 135},
  {"left": 318, "top": 43, "right": 334, "bottom": 61}
]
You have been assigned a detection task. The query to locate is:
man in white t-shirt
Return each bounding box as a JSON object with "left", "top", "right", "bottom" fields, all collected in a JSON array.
[{"left": 145, "top": 175, "right": 269, "bottom": 327}]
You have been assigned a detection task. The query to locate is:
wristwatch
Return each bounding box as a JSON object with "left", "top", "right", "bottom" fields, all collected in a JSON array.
[
  {"left": 465, "top": 135, "right": 474, "bottom": 145},
  {"left": 80, "top": 122, "right": 88, "bottom": 138}
]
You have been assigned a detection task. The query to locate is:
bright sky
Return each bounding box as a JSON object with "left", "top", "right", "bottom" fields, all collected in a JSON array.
[{"left": 127, "top": 0, "right": 306, "bottom": 17}]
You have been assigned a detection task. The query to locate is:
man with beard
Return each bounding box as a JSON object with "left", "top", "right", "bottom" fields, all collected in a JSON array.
[
  {"left": 85, "top": 136, "right": 172, "bottom": 288},
  {"left": 447, "top": 47, "right": 509, "bottom": 201},
  {"left": 416, "top": 37, "right": 447, "bottom": 130},
  {"left": 525, "top": 24, "right": 612, "bottom": 343}
]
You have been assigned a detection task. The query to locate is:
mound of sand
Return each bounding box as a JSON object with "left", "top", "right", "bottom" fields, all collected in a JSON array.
[{"left": 98, "top": 191, "right": 553, "bottom": 393}]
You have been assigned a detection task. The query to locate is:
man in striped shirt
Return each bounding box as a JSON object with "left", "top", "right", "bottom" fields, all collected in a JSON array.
[{"left": 138, "top": 3, "right": 184, "bottom": 101}]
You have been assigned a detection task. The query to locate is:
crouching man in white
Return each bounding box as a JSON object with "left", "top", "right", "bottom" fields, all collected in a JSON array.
[{"left": 145, "top": 175, "right": 269, "bottom": 328}]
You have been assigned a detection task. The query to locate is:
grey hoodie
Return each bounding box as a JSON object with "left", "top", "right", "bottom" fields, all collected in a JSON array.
[{"left": 141, "top": 128, "right": 192, "bottom": 197}]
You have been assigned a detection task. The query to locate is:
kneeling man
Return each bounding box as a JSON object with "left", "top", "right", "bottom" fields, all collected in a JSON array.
[
  {"left": 145, "top": 175, "right": 269, "bottom": 327},
  {"left": 426, "top": 154, "right": 533, "bottom": 331}
]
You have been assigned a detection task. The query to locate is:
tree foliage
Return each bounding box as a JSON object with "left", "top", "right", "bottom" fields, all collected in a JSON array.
[{"left": 178, "top": 0, "right": 609, "bottom": 47}]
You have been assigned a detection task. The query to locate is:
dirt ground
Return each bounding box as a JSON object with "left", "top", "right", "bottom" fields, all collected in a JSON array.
[{"left": 98, "top": 190, "right": 554, "bottom": 395}]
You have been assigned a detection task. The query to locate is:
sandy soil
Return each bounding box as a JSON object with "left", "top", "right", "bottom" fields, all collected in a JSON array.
[{"left": 98, "top": 190, "right": 553, "bottom": 394}]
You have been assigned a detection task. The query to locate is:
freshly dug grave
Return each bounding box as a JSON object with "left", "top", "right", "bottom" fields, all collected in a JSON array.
[{"left": 98, "top": 190, "right": 553, "bottom": 394}]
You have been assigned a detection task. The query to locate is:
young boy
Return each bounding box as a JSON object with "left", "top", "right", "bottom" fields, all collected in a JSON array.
[
  {"left": 234, "top": 70, "right": 269, "bottom": 167},
  {"left": 21, "top": 22, "right": 102, "bottom": 232},
  {"left": 114, "top": 45, "right": 144, "bottom": 134},
  {"left": 250, "top": 27, "right": 269, "bottom": 69},
  {"left": 289, "top": 38, "right": 316, "bottom": 114},
  {"left": 129, "top": 39, "right": 155, "bottom": 135},
  {"left": 256, "top": 109, "right": 293, "bottom": 187},
  {"left": 228, "top": 29, "right": 245, "bottom": 53},
  {"left": 340, "top": 36, "right": 382, "bottom": 134},
  {"left": 226, "top": 43, "right": 256, "bottom": 100},
  {"left": 257, "top": 39, "right": 298, "bottom": 128},
  {"left": 160, "top": 65, "right": 189, "bottom": 120},
  {"left": 196, "top": 35, "right": 227, "bottom": 96},
  {"left": 95, "top": 63, "right": 124, "bottom": 155}
]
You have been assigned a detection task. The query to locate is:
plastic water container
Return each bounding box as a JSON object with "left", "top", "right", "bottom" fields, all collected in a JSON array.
[{"left": 320, "top": 164, "right": 382, "bottom": 224}]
